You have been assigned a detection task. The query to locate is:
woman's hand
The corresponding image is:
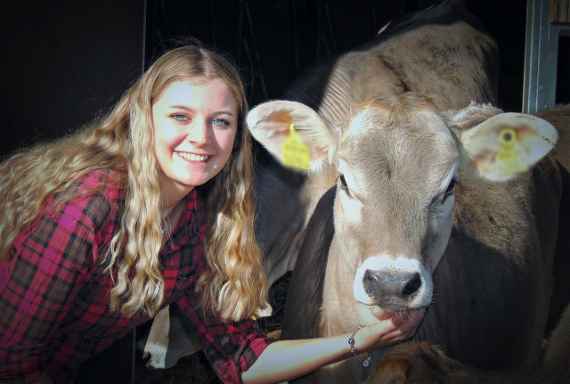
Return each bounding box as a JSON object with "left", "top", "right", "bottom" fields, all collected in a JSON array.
[
  {"left": 243, "top": 308, "right": 426, "bottom": 384},
  {"left": 353, "top": 308, "right": 425, "bottom": 354}
]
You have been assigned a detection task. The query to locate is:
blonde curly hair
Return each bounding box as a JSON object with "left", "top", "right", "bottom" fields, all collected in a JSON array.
[{"left": 0, "top": 45, "right": 268, "bottom": 321}]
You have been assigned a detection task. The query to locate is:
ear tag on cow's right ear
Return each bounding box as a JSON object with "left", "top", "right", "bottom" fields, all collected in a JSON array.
[{"left": 282, "top": 123, "right": 311, "bottom": 171}]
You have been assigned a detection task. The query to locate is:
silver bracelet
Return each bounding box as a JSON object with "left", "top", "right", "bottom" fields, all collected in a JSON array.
[{"left": 346, "top": 327, "right": 361, "bottom": 356}]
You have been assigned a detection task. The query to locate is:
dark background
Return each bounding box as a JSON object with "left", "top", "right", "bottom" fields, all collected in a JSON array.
[
  {"left": 2, "top": 1, "right": 145, "bottom": 158},
  {"left": 144, "top": 0, "right": 530, "bottom": 109},
  {"left": 3, "top": 0, "right": 569, "bottom": 382},
  {"left": 3, "top": 0, "right": 569, "bottom": 160}
]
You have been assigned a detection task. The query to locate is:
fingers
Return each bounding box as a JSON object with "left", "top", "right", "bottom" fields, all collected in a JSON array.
[
  {"left": 382, "top": 328, "right": 410, "bottom": 344},
  {"left": 364, "top": 319, "right": 400, "bottom": 337},
  {"left": 379, "top": 308, "right": 425, "bottom": 342},
  {"left": 358, "top": 318, "right": 417, "bottom": 352},
  {"left": 384, "top": 320, "right": 418, "bottom": 342},
  {"left": 364, "top": 318, "right": 414, "bottom": 339},
  {"left": 355, "top": 321, "right": 402, "bottom": 352}
]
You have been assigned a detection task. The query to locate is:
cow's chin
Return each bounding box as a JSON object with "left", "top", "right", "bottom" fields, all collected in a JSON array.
[{"left": 356, "top": 303, "right": 426, "bottom": 334}]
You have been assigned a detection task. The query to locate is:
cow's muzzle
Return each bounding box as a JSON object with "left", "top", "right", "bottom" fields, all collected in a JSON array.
[
  {"left": 353, "top": 256, "right": 433, "bottom": 311},
  {"left": 364, "top": 270, "right": 421, "bottom": 301}
]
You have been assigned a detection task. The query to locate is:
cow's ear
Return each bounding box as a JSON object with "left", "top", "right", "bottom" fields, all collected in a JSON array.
[
  {"left": 246, "top": 100, "right": 333, "bottom": 172},
  {"left": 459, "top": 112, "right": 558, "bottom": 182}
]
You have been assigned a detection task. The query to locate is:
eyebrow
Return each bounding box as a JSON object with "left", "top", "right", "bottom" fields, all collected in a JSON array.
[{"left": 169, "top": 105, "right": 235, "bottom": 116}]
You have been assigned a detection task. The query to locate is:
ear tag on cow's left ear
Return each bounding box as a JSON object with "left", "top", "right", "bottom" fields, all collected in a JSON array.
[
  {"left": 282, "top": 123, "right": 311, "bottom": 171},
  {"left": 463, "top": 113, "right": 558, "bottom": 182},
  {"left": 494, "top": 127, "right": 527, "bottom": 175}
]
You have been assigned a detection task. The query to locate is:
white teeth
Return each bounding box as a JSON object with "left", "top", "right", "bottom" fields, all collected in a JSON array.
[{"left": 176, "top": 152, "right": 209, "bottom": 162}]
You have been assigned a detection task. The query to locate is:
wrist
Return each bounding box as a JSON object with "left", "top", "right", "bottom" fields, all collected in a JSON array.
[{"left": 345, "top": 327, "right": 362, "bottom": 357}]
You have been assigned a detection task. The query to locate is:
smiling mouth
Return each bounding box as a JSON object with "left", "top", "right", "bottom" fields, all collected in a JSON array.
[{"left": 176, "top": 152, "right": 210, "bottom": 162}]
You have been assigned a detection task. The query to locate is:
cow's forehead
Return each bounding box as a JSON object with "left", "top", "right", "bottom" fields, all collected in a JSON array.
[
  {"left": 343, "top": 103, "right": 450, "bottom": 136},
  {"left": 337, "top": 104, "right": 459, "bottom": 193},
  {"left": 341, "top": 104, "right": 457, "bottom": 153}
]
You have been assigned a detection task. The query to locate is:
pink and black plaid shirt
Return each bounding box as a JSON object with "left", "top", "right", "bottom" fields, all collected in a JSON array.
[{"left": 0, "top": 169, "right": 269, "bottom": 383}]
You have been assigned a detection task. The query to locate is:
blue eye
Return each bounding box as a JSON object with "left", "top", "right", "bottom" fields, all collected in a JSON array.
[
  {"left": 212, "top": 118, "right": 231, "bottom": 128},
  {"left": 170, "top": 113, "right": 189, "bottom": 122}
]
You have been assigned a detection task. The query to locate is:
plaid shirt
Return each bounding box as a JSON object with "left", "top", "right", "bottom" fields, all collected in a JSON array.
[{"left": 0, "top": 169, "right": 269, "bottom": 383}]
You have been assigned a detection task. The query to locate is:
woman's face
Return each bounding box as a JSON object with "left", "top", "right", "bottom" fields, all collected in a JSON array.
[{"left": 152, "top": 78, "right": 238, "bottom": 205}]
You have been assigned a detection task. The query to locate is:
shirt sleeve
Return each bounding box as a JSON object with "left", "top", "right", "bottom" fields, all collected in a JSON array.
[
  {"left": 175, "top": 294, "right": 270, "bottom": 384},
  {"left": 0, "top": 194, "right": 101, "bottom": 378}
]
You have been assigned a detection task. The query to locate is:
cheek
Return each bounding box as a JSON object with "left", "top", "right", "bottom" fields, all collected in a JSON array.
[
  {"left": 426, "top": 197, "right": 455, "bottom": 269},
  {"left": 153, "top": 114, "right": 185, "bottom": 150},
  {"left": 155, "top": 127, "right": 186, "bottom": 153},
  {"left": 217, "top": 129, "right": 238, "bottom": 159},
  {"left": 335, "top": 193, "right": 364, "bottom": 239},
  {"left": 340, "top": 195, "right": 363, "bottom": 224}
]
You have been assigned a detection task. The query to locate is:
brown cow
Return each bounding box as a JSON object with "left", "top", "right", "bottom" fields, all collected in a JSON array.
[
  {"left": 245, "top": 2, "right": 569, "bottom": 383},
  {"left": 252, "top": 0, "right": 499, "bottom": 291},
  {"left": 248, "top": 96, "right": 563, "bottom": 383},
  {"left": 275, "top": 104, "right": 570, "bottom": 384}
]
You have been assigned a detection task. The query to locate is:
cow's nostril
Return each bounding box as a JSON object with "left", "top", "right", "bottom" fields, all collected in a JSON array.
[{"left": 402, "top": 273, "right": 422, "bottom": 296}]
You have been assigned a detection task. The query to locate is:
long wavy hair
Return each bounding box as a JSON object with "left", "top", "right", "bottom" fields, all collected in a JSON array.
[{"left": 0, "top": 44, "right": 268, "bottom": 321}]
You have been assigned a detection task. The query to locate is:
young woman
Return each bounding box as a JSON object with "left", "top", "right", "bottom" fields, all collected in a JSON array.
[{"left": 0, "top": 44, "right": 412, "bottom": 384}]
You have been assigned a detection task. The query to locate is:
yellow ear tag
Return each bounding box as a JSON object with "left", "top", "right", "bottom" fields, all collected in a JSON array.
[
  {"left": 495, "top": 127, "right": 526, "bottom": 175},
  {"left": 282, "top": 123, "right": 311, "bottom": 171}
]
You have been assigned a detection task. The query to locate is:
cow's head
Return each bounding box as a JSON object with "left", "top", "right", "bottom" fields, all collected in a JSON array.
[{"left": 247, "top": 93, "right": 557, "bottom": 324}]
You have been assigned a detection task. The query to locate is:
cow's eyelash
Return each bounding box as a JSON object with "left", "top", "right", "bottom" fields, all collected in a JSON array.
[
  {"left": 444, "top": 178, "right": 457, "bottom": 198},
  {"left": 338, "top": 174, "right": 351, "bottom": 195},
  {"left": 429, "top": 178, "right": 457, "bottom": 210}
]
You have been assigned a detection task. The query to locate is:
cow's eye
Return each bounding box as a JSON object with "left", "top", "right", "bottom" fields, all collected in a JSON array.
[
  {"left": 443, "top": 178, "right": 457, "bottom": 201},
  {"left": 338, "top": 174, "right": 351, "bottom": 195}
]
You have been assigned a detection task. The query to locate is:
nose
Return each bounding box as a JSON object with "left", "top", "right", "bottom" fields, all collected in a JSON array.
[
  {"left": 363, "top": 269, "right": 422, "bottom": 304},
  {"left": 187, "top": 118, "right": 208, "bottom": 144}
]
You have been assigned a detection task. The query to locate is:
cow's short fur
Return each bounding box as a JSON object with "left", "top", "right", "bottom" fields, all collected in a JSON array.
[
  {"left": 275, "top": 101, "right": 569, "bottom": 383},
  {"left": 247, "top": 0, "right": 570, "bottom": 381}
]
